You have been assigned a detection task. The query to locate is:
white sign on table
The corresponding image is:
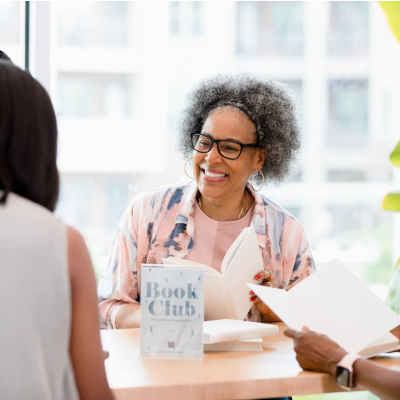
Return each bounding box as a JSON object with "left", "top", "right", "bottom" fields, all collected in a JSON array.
[{"left": 140, "top": 265, "right": 204, "bottom": 359}]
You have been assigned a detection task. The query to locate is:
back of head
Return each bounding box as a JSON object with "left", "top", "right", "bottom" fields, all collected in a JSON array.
[
  {"left": 0, "top": 61, "right": 59, "bottom": 211},
  {"left": 0, "top": 50, "right": 12, "bottom": 63}
]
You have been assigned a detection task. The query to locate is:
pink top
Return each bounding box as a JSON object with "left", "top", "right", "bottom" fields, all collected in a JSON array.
[
  {"left": 97, "top": 180, "right": 315, "bottom": 329},
  {"left": 186, "top": 201, "right": 255, "bottom": 272}
]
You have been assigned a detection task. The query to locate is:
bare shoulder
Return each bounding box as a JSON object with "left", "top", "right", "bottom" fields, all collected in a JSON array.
[
  {"left": 67, "top": 226, "right": 86, "bottom": 250},
  {"left": 67, "top": 226, "right": 92, "bottom": 282}
]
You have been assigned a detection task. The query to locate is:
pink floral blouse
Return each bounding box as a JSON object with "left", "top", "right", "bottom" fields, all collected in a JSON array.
[{"left": 97, "top": 180, "right": 315, "bottom": 329}]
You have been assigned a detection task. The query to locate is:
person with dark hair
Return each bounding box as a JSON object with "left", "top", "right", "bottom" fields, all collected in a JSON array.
[
  {"left": 0, "top": 61, "right": 113, "bottom": 400},
  {"left": 98, "top": 74, "right": 315, "bottom": 334},
  {"left": 0, "top": 50, "right": 12, "bottom": 63}
]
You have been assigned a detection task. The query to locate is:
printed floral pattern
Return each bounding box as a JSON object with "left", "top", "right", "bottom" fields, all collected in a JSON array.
[{"left": 98, "top": 180, "right": 315, "bottom": 329}]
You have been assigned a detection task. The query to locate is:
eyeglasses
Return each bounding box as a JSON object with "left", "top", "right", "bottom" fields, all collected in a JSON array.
[{"left": 191, "top": 133, "right": 259, "bottom": 160}]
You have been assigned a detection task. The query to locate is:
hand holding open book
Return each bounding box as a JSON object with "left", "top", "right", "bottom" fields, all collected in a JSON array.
[
  {"left": 250, "top": 269, "right": 281, "bottom": 322},
  {"left": 248, "top": 259, "right": 400, "bottom": 358},
  {"left": 163, "top": 224, "right": 263, "bottom": 321}
]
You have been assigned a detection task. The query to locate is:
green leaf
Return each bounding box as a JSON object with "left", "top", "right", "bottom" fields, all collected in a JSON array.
[
  {"left": 395, "top": 256, "right": 400, "bottom": 270},
  {"left": 382, "top": 192, "right": 400, "bottom": 212},
  {"left": 379, "top": 1, "right": 400, "bottom": 45},
  {"left": 386, "top": 261, "right": 400, "bottom": 314},
  {"left": 390, "top": 140, "right": 400, "bottom": 168}
]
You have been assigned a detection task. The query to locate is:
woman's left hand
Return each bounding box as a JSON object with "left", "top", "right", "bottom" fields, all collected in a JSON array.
[
  {"left": 249, "top": 270, "right": 281, "bottom": 322},
  {"left": 390, "top": 324, "right": 400, "bottom": 340}
]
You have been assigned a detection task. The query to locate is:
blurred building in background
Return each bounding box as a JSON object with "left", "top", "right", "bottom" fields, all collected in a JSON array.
[{"left": 1, "top": 2, "right": 400, "bottom": 301}]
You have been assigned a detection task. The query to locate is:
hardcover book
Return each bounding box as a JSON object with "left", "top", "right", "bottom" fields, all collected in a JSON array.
[
  {"left": 140, "top": 265, "right": 204, "bottom": 359},
  {"left": 162, "top": 224, "right": 263, "bottom": 321}
]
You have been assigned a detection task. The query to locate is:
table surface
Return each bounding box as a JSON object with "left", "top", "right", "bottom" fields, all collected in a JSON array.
[{"left": 101, "top": 322, "right": 400, "bottom": 400}]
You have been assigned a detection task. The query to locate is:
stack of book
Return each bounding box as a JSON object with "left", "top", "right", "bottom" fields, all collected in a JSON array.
[{"left": 203, "top": 320, "right": 279, "bottom": 352}]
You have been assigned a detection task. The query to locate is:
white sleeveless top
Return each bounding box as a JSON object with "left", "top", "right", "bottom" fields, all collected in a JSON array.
[{"left": 0, "top": 192, "right": 79, "bottom": 400}]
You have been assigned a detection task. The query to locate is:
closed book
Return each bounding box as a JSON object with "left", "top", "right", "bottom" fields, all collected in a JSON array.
[
  {"left": 162, "top": 224, "right": 263, "bottom": 321},
  {"left": 203, "top": 319, "right": 279, "bottom": 344},
  {"left": 204, "top": 338, "right": 263, "bottom": 352}
]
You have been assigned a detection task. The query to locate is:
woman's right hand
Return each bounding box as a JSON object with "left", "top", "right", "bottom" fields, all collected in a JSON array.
[{"left": 249, "top": 270, "right": 281, "bottom": 322}]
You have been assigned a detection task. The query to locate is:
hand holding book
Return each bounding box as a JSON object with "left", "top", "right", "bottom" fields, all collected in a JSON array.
[
  {"left": 250, "top": 270, "right": 281, "bottom": 323},
  {"left": 390, "top": 324, "right": 400, "bottom": 353},
  {"left": 284, "top": 326, "right": 347, "bottom": 376},
  {"left": 391, "top": 324, "right": 400, "bottom": 341}
]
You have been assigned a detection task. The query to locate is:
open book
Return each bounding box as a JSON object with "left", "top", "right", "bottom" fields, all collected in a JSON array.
[
  {"left": 247, "top": 259, "right": 400, "bottom": 357},
  {"left": 162, "top": 224, "right": 263, "bottom": 321},
  {"left": 358, "top": 331, "right": 400, "bottom": 358}
]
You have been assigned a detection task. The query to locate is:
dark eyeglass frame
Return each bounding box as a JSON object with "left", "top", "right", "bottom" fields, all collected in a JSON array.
[{"left": 191, "top": 132, "right": 259, "bottom": 160}]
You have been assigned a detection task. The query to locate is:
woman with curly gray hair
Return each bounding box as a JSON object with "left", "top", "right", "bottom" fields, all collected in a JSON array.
[{"left": 98, "top": 74, "right": 315, "bottom": 331}]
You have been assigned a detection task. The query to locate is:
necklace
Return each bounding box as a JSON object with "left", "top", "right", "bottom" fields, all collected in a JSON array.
[{"left": 198, "top": 192, "right": 246, "bottom": 220}]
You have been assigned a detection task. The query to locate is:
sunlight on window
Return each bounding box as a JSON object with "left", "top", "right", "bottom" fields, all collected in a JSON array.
[{"left": 48, "top": 2, "right": 400, "bottom": 321}]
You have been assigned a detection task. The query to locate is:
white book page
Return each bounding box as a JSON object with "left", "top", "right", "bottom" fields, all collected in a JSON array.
[
  {"left": 251, "top": 259, "right": 400, "bottom": 354},
  {"left": 291, "top": 259, "right": 400, "bottom": 353},
  {"left": 162, "top": 257, "right": 221, "bottom": 276},
  {"left": 221, "top": 227, "right": 249, "bottom": 274},
  {"left": 247, "top": 284, "right": 303, "bottom": 329},
  {"left": 220, "top": 275, "right": 238, "bottom": 319},
  {"left": 359, "top": 332, "right": 400, "bottom": 358},
  {"left": 225, "top": 225, "right": 264, "bottom": 320},
  {"left": 162, "top": 259, "right": 228, "bottom": 320},
  {"left": 203, "top": 272, "right": 230, "bottom": 321}
]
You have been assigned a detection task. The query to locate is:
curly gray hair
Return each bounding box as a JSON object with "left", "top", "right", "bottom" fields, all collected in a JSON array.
[{"left": 177, "top": 74, "right": 301, "bottom": 186}]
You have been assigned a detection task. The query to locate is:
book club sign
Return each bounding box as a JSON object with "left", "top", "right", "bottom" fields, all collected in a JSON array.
[{"left": 140, "top": 264, "right": 204, "bottom": 359}]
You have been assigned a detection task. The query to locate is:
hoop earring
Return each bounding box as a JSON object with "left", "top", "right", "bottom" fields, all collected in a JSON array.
[
  {"left": 251, "top": 169, "right": 264, "bottom": 192},
  {"left": 184, "top": 157, "right": 195, "bottom": 179}
]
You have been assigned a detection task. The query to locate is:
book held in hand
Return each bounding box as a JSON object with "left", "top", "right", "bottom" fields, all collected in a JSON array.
[
  {"left": 140, "top": 265, "right": 204, "bottom": 359},
  {"left": 163, "top": 224, "right": 263, "bottom": 321},
  {"left": 247, "top": 259, "right": 400, "bottom": 357}
]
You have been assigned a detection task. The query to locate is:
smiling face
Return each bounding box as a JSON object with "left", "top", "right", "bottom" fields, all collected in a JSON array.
[{"left": 193, "top": 107, "right": 265, "bottom": 202}]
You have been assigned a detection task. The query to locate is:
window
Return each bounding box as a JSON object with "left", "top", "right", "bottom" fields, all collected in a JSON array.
[
  {"left": 289, "top": 171, "right": 303, "bottom": 183},
  {"left": 170, "top": 2, "right": 180, "bottom": 34},
  {"left": 327, "top": 79, "right": 369, "bottom": 147},
  {"left": 34, "top": 1, "right": 398, "bottom": 309},
  {"left": 192, "top": 2, "right": 202, "bottom": 35},
  {"left": 57, "top": 72, "right": 130, "bottom": 118},
  {"left": 280, "top": 79, "right": 303, "bottom": 109},
  {"left": 329, "top": 1, "right": 369, "bottom": 57},
  {"left": 57, "top": 1, "right": 128, "bottom": 48},
  {"left": 327, "top": 170, "right": 366, "bottom": 182},
  {"left": 57, "top": 178, "right": 93, "bottom": 230},
  {"left": 0, "top": 1, "right": 24, "bottom": 65},
  {"left": 106, "top": 180, "right": 129, "bottom": 230},
  {"left": 313, "top": 206, "right": 392, "bottom": 286},
  {"left": 237, "top": 1, "right": 304, "bottom": 57},
  {"left": 170, "top": 2, "right": 202, "bottom": 36}
]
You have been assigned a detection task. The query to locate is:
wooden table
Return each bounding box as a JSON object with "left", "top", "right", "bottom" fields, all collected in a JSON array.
[{"left": 101, "top": 322, "right": 400, "bottom": 400}]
